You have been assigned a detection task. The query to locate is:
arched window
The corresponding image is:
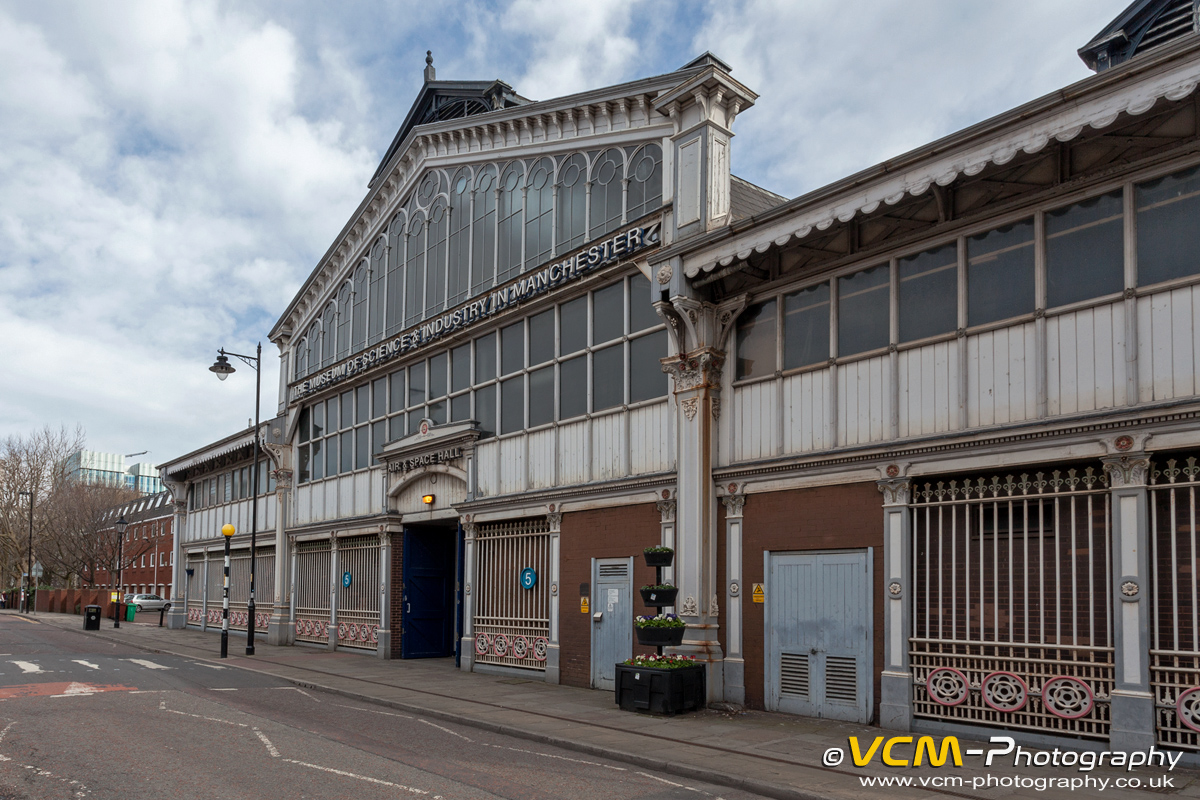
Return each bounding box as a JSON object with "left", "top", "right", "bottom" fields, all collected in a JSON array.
[
  {"left": 525, "top": 157, "right": 554, "bottom": 270},
  {"left": 307, "top": 321, "right": 320, "bottom": 376},
  {"left": 404, "top": 213, "right": 426, "bottom": 329},
  {"left": 471, "top": 166, "right": 497, "bottom": 296},
  {"left": 369, "top": 239, "right": 386, "bottom": 344},
  {"left": 294, "top": 336, "right": 307, "bottom": 379},
  {"left": 589, "top": 148, "right": 624, "bottom": 239},
  {"left": 320, "top": 304, "right": 335, "bottom": 367},
  {"left": 352, "top": 263, "right": 368, "bottom": 353},
  {"left": 335, "top": 284, "right": 352, "bottom": 361},
  {"left": 497, "top": 162, "right": 524, "bottom": 284},
  {"left": 386, "top": 213, "right": 407, "bottom": 337},
  {"left": 557, "top": 153, "right": 587, "bottom": 253},
  {"left": 426, "top": 198, "right": 449, "bottom": 319},
  {"left": 447, "top": 168, "right": 472, "bottom": 308},
  {"left": 626, "top": 143, "right": 663, "bottom": 222}
]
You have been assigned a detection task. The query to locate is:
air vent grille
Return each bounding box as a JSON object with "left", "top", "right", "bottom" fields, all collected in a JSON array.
[
  {"left": 780, "top": 653, "right": 810, "bottom": 698},
  {"left": 825, "top": 656, "right": 858, "bottom": 703},
  {"left": 1140, "top": 0, "right": 1195, "bottom": 51},
  {"left": 599, "top": 564, "right": 628, "bottom": 578}
]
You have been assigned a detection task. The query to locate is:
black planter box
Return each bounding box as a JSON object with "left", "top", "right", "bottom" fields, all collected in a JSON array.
[
  {"left": 635, "top": 625, "right": 685, "bottom": 647},
  {"left": 640, "top": 587, "right": 678, "bottom": 607},
  {"left": 615, "top": 663, "right": 705, "bottom": 715},
  {"left": 643, "top": 550, "right": 673, "bottom": 568}
]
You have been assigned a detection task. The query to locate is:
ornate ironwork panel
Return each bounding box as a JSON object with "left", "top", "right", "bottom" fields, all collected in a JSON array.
[
  {"left": 294, "top": 539, "right": 332, "bottom": 645},
  {"left": 335, "top": 535, "right": 381, "bottom": 650},
  {"left": 474, "top": 518, "right": 550, "bottom": 671}
]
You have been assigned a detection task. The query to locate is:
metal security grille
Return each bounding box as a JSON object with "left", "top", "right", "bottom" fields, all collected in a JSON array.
[
  {"left": 294, "top": 540, "right": 332, "bottom": 644},
  {"left": 185, "top": 554, "right": 205, "bottom": 626},
  {"left": 227, "top": 548, "right": 275, "bottom": 633},
  {"left": 336, "top": 535, "right": 381, "bottom": 650},
  {"left": 910, "top": 468, "right": 1114, "bottom": 739},
  {"left": 780, "top": 653, "right": 810, "bottom": 699},
  {"left": 1150, "top": 456, "right": 1200, "bottom": 750},
  {"left": 205, "top": 552, "right": 224, "bottom": 628},
  {"left": 474, "top": 518, "right": 550, "bottom": 670}
]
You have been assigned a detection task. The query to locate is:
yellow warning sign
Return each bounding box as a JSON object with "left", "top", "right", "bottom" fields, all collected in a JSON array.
[
  {"left": 580, "top": 596, "right": 590, "bottom": 614},
  {"left": 752, "top": 584, "right": 765, "bottom": 604}
]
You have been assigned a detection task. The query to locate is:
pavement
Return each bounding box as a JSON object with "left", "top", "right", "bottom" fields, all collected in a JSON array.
[{"left": 16, "top": 610, "right": 1200, "bottom": 800}]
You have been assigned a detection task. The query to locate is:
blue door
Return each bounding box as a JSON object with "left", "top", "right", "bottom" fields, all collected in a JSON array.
[{"left": 401, "top": 526, "right": 456, "bottom": 659}]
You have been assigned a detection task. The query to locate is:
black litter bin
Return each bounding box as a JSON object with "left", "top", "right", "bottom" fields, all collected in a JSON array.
[{"left": 84, "top": 605, "right": 101, "bottom": 631}]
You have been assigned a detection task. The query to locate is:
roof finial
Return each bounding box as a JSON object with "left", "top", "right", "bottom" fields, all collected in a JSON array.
[{"left": 424, "top": 50, "right": 435, "bottom": 83}]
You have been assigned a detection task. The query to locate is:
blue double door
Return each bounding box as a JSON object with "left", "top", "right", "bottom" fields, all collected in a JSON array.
[{"left": 401, "top": 524, "right": 462, "bottom": 660}]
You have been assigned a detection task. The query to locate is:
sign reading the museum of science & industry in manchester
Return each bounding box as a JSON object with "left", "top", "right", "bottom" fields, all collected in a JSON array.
[{"left": 289, "top": 221, "right": 660, "bottom": 404}]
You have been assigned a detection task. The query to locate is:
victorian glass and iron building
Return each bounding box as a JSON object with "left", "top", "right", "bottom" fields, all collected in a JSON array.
[{"left": 160, "top": 0, "right": 1200, "bottom": 755}]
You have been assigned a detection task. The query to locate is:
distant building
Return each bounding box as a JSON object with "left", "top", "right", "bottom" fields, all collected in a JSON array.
[
  {"left": 64, "top": 450, "right": 164, "bottom": 495},
  {"left": 92, "top": 492, "right": 174, "bottom": 599}
]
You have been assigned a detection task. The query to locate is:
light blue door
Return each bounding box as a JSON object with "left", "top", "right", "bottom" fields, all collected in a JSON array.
[
  {"left": 766, "top": 550, "right": 872, "bottom": 722},
  {"left": 591, "top": 558, "right": 633, "bottom": 690}
]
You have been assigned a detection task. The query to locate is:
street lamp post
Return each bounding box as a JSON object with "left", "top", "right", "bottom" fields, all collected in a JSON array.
[
  {"left": 209, "top": 344, "right": 261, "bottom": 656},
  {"left": 17, "top": 490, "right": 32, "bottom": 613},
  {"left": 114, "top": 516, "right": 127, "bottom": 628},
  {"left": 220, "top": 523, "right": 234, "bottom": 658}
]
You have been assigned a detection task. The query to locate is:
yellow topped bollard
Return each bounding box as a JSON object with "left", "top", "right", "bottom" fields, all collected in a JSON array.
[
  {"left": 220, "top": 523, "right": 234, "bottom": 656},
  {"left": 222, "top": 524, "right": 235, "bottom": 537}
]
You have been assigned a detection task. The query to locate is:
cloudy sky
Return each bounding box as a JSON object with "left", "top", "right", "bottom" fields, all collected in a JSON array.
[{"left": 0, "top": 0, "right": 1131, "bottom": 470}]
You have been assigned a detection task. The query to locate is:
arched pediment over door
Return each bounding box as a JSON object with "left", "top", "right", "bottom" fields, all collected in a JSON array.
[{"left": 380, "top": 419, "right": 480, "bottom": 522}]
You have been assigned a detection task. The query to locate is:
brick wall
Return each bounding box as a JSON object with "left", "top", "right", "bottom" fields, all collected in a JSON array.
[
  {"left": 390, "top": 540, "right": 404, "bottom": 658},
  {"left": 559, "top": 502, "right": 662, "bottom": 688},
  {"left": 740, "top": 482, "right": 884, "bottom": 715}
]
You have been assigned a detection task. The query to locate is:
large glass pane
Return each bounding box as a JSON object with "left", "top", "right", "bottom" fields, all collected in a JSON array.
[
  {"left": 389, "top": 413, "right": 405, "bottom": 441},
  {"left": 501, "top": 322, "right": 524, "bottom": 375},
  {"left": 312, "top": 402, "right": 325, "bottom": 441},
  {"left": 451, "top": 393, "right": 471, "bottom": 422},
  {"left": 592, "top": 344, "right": 623, "bottom": 411},
  {"left": 838, "top": 265, "right": 890, "bottom": 357},
  {"left": 372, "top": 420, "right": 386, "bottom": 456},
  {"left": 451, "top": 344, "right": 471, "bottom": 392},
  {"left": 311, "top": 439, "right": 323, "bottom": 481},
  {"left": 428, "top": 399, "right": 446, "bottom": 425},
  {"left": 967, "top": 219, "right": 1035, "bottom": 326},
  {"left": 500, "top": 376, "right": 524, "bottom": 434},
  {"left": 372, "top": 378, "right": 387, "bottom": 420},
  {"left": 298, "top": 406, "right": 310, "bottom": 444},
  {"left": 475, "top": 333, "right": 497, "bottom": 382},
  {"left": 356, "top": 385, "right": 370, "bottom": 423},
  {"left": 560, "top": 296, "right": 587, "bottom": 354},
  {"left": 783, "top": 283, "right": 830, "bottom": 370},
  {"left": 388, "top": 371, "right": 404, "bottom": 413},
  {"left": 529, "top": 366, "right": 554, "bottom": 426},
  {"left": 557, "top": 153, "right": 587, "bottom": 252},
  {"left": 408, "top": 362, "right": 425, "bottom": 408},
  {"left": 630, "top": 330, "right": 668, "bottom": 402},
  {"left": 1137, "top": 165, "right": 1200, "bottom": 287},
  {"left": 528, "top": 309, "right": 554, "bottom": 365},
  {"left": 629, "top": 273, "right": 660, "bottom": 332},
  {"left": 899, "top": 243, "right": 957, "bottom": 342},
  {"left": 355, "top": 426, "right": 369, "bottom": 469},
  {"left": 408, "top": 413, "right": 424, "bottom": 435},
  {"left": 559, "top": 356, "right": 587, "bottom": 419},
  {"left": 297, "top": 445, "right": 310, "bottom": 484},
  {"left": 735, "top": 300, "right": 776, "bottom": 380},
  {"left": 340, "top": 390, "right": 353, "bottom": 429},
  {"left": 475, "top": 384, "right": 496, "bottom": 438},
  {"left": 1046, "top": 190, "right": 1124, "bottom": 308},
  {"left": 340, "top": 430, "right": 353, "bottom": 473},
  {"left": 325, "top": 435, "right": 338, "bottom": 477},
  {"left": 592, "top": 282, "right": 624, "bottom": 344},
  {"left": 429, "top": 352, "right": 448, "bottom": 398}
]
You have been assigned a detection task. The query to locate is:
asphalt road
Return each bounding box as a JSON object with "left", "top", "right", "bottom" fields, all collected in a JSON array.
[{"left": 0, "top": 614, "right": 763, "bottom": 800}]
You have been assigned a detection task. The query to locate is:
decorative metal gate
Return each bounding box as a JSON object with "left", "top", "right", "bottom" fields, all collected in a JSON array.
[
  {"left": 335, "top": 535, "right": 380, "bottom": 650},
  {"left": 205, "top": 551, "right": 224, "bottom": 628},
  {"left": 474, "top": 518, "right": 550, "bottom": 670},
  {"left": 910, "top": 468, "right": 1114, "bottom": 739},
  {"left": 227, "top": 547, "right": 275, "bottom": 633},
  {"left": 294, "top": 539, "right": 332, "bottom": 644},
  {"left": 1150, "top": 456, "right": 1200, "bottom": 750},
  {"left": 185, "top": 553, "right": 205, "bottom": 626}
]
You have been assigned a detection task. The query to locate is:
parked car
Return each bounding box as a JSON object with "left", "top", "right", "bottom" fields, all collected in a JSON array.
[
  {"left": 123, "top": 593, "right": 136, "bottom": 605},
  {"left": 128, "top": 594, "right": 170, "bottom": 612}
]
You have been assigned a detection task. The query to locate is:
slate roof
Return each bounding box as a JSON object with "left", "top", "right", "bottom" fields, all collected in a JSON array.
[{"left": 730, "top": 175, "right": 787, "bottom": 221}]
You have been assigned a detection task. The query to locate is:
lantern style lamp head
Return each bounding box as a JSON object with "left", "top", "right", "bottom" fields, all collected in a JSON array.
[
  {"left": 422, "top": 494, "right": 435, "bottom": 505},
  {"left": 222, "top": 524, "right": 235, "bottom": 537},
  {"left": 115, "top": 516, "right": 127, "bottom": 536},
  {"left": 209, "top": 353, "right": 235, "bottom": 381}
]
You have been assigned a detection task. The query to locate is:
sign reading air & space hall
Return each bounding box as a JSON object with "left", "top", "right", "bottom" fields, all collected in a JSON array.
[
  {"left": 289, "top": 221, "right": 661, "bottom": 404},
  {"left": 387, "top": 447, "right": 462, "bottom": 474}
]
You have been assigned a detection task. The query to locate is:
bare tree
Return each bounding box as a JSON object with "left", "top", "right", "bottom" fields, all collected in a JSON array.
[{"left": 39, "top": 481, "right": 140, "bottom": 588}]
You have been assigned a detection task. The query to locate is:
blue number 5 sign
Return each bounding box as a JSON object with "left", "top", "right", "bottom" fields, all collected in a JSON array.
[{"left": 520, "top": 568, "right": 537, "bottom": 590}]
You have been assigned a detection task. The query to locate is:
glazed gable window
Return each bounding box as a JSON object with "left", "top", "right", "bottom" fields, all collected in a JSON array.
[
  {"left": 1045, "top": 190, "right": 1124, "bottom": 308},
  {"left": 967, "top": 219, "right": 1035, "bottom": 326},
  {"left": 1137, "top": 164, "right": 1200, "bottom": 287}
]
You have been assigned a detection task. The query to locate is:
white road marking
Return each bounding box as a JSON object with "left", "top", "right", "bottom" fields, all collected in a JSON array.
[
  {"left": 12, "top": 661, "right": 43, "bottom": 674},
  {"left": 272, "top": 686, "right": 320, "bottom": 702},
  {"left": 129, "top": 690, "right": 167, "bottom": 694},
  {"left": 0, "top": 721, "right": 91, "bottom": 796},
  {"left": 70, "top": 660, "right": 99, "bottom": 670},
  {"left": 486, "top": 742, "right": 626, "bottom": 771},
  {"left": 50, "top": 683, "right": 102, "bottom": 698},
  {"left": 209, "top": 688, "right": 238, "bottom": 691},
  {"left": 158, "top": 700, "right": 247, "bottom": 728},
  {"left": 253, "top": 728, "right": 280, "bottom": 758},
  {"left": 636, "top": 772, "right": 688, "bottom": 788},
  {"left": 283, "top": 759, "right": 440, "bottom": 797},
  {"left": 334, "top": 703, "right": 411, "bottom": 719},
  {"left": 192, "top": 662, "right": 226, "bottom": 670},
  {"left": 418, "top": 719, "right": 471, "bottom": 741},
  {"left": 123, "top": 658, "right": 170, "bottom": 670}
]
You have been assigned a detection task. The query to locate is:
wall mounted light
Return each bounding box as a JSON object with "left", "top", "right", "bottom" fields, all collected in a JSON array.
[{"left": 422, "top": 494, "right": 435, "bottom": 505}]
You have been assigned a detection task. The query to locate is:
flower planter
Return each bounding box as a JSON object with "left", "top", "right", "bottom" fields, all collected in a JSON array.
[
  {"left": 640, "top": 587, "right": 678, "bottom": 607},
  {"left": 635, "top": 625, "right": 685, "bottom": 647},
  {"left": 643, "top": 550, "right": 673, "bottom": 568},
  {"left": 614, "top": 663, "right": 705, "bottom": 715}
]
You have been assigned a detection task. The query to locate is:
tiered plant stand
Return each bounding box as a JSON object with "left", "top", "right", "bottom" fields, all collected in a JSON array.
[{"left": 614, "top": 548, "right": 705, "bottom": 715}]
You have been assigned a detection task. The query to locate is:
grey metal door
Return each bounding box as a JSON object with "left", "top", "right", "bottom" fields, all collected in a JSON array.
[
  {"left": 766, "top": 550, "right": 872, "bottom": 722},
  {"left": 591, "top": 558, "right": 633, "bottom": 690}
]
